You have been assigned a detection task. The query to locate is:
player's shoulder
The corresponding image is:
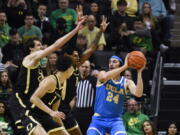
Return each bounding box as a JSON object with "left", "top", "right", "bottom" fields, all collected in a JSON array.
[
  {"left": 41, "top": 75, "right": 56, "bottom": 84},
  {"left": 97, "top": 70, "right": 107, "bottom": 79},
  {"left": 39, "top": 75, "right": 57, "bottom": 92},
  {"left": 98, "top": 70, "right": 107, "bottom": 76},
  {"left": 22, "top": 51, "right": 43, "bottom": 68}
]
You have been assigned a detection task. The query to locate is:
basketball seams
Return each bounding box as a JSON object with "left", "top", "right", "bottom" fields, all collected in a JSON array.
[{"left": 128, "top": 51, "right": 146, "bottom": 69}]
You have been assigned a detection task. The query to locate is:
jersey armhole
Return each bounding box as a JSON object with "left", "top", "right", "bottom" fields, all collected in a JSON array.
[
  {"left": 96, "top": 80, "right": 106, "bottom": 87},
  {"left": 22, "top": 62, "right": 40, "bottom": 69}
]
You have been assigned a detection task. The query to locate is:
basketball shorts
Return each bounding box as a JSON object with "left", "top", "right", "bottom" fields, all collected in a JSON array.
[
  {"left": 22, "top": 109, "right": 65, "bottom": 135},
  {"left": 87, "top": 116, "right": 126, "bottom": 135},
  {"left": 63, "top": 111, "right": 79, "bottom": 131}
]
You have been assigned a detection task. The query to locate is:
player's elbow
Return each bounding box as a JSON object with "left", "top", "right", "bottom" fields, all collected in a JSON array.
[
  {"left": 99, "top": 75, "right": 107, "bottom": 83},
  {"left": 98, "top": 72, "right": 108, "bottom": 82},
  {"left": 30, "top": 95, "right": 36, "bottom": 104},
  {"left": 134, "top": 92, "right": 143, "bottom": 98}
]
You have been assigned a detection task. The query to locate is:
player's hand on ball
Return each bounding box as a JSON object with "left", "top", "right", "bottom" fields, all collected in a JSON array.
[
  {"left": 138, "top": 60, "right": 146, "bottom": 72},
  {"left": 124, "top": 53, "right": 129, "bottom": 68}
]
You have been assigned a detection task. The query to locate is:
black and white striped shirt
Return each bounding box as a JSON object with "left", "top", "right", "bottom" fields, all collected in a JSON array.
[{"left": 76, "top": 76, "right": 97, "bottom": 108}]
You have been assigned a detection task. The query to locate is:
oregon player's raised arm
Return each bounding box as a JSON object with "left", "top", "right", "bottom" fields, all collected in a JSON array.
[
  {"left": 35, "top": 16, "right": 87, "bottom": 61},
  {"left": 79, "top": 16, "right": 109, "bottom": 67}
]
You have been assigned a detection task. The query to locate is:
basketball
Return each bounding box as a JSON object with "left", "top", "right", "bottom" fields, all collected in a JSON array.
[{"left": 128, "top": 51, "right": 146, "bottom": 69}]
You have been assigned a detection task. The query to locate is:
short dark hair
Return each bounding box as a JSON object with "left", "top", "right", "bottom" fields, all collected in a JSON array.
[
  {"left": 64, "top": 46, "right": 83, "bottom": 58},
  {"left": 56, "top": 55, "right": 72, "bottom": 71},
  {"left": 90, "top": 1, "right": 99, "bottom": 6},
  {"left": 24, "top": 37, "right": 41, "bottom": 55},
  {"left": 25, "top": 12, "right": 34, "bottom": 18},
  {"left": 117, "top": 0, "right": 127, "bottom": 6},
  {"left": 56, "top": 18, "right": 66, "bottom": 30},
  {"left": 74, "top": 46, "right": 83, "bottom": 58},
  {"left": 38, "top": 3, "right": 47, "bottom": 7},
  {"left": 9, "top": 28, "right": 18, "bottom": 36}
]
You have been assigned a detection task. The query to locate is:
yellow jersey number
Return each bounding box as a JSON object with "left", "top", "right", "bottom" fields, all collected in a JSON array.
[
  {"left": 48, "top": 96, "right": 57, "bottom": 105},
  {"left": 106, "top": 91, "right": 119, "bottom": 104}
]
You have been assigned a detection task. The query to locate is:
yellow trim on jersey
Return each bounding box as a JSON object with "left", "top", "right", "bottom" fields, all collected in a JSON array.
[
  {"left": 15, "top": 120, "right": 24, "bottom": 129},
  {"left": 25, "top": 110, "right": 40, "bottom": 125},
  {"left": 66, "top": 124, "right": 79, "bottom": 132},
  {"left": 25, "top": 110, "right": 30, "bottom": 116},
  {"left": 29, "top": 116, "right": 40, "bottom": 125},
  {"left": 17, "top": 126, "right": 24, "bottom": 129},
  {"left": 28, "top": 126, "right": 36, "bottom": 135},
  {"left": 22, "top": 62, "right": 40, "bottom": 69},
  {"left": 31, "top": 104, "right": 35, "bottom": 108},
  {"left": 24, "top": 68, "right": 31, "bottom": 94},
  {"left": 62, "top": 80, "right": 66, "bottom": 100},
  {"left": 27, "top": 116, "right": 41, "bottom": 135},
  {"left": 15, "top": 120, "right": 21, "bottom": 124},
  {"left": 48, "top": 127, "right": 65, "bottom": 134},
  {"left": 55, "top": 74, "right": 66, "bottom": 100},
  {"left": 15, "top": 93, "right": 26, "bottom": 108},
  {"left": 47, "top": 75, "right": 66, "bottom": 100},
  {"left": 23, "top": 110, "right": 41, "bottom": 135}
]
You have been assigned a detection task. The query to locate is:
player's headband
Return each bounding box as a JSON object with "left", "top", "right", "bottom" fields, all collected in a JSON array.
[{"left": 110, "top": 56, "right": 123, "bottom": 64}]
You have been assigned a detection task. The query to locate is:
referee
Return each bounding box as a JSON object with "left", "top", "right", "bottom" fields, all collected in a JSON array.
[{"left": 74, "top": 60, "right": 97, "bottom": 135}]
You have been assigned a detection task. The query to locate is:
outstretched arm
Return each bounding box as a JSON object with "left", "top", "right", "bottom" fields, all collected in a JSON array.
[
  {"left": 78, "top": 16, "right": 109, "bottom": 67},
  {"left": 98, "top": 55, "right": 129, "bottom": 83},
  {"left": 34, "top": 17, "right": 87, "bottom": 61}
]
